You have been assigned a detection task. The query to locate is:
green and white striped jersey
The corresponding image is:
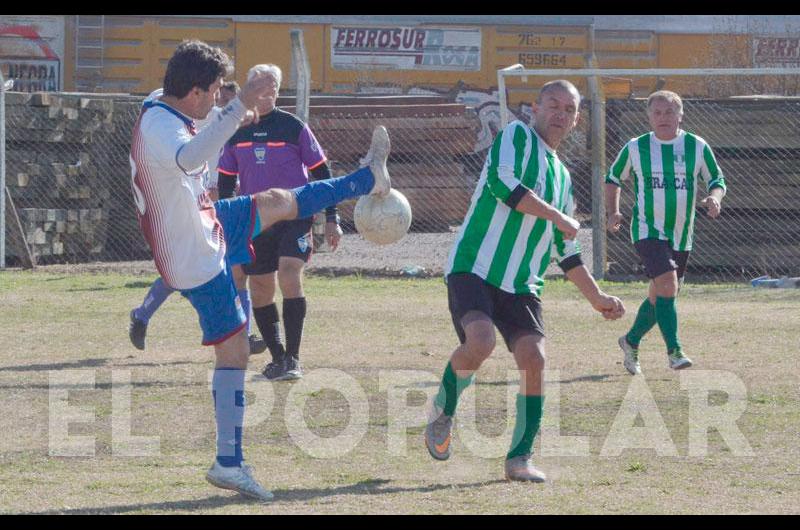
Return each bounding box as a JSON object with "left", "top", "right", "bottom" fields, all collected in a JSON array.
[
  {"left": 445, "top": 120, "right": 580, "bottom": 296},
  {"left": 606, "top": 130, "right": 727, "bottom": 251}
]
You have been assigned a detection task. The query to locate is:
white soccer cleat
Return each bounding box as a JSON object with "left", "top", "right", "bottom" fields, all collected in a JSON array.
[
  {"left": 504, "top": 454, "right": 547, "bottom": 483},
  {"left": 668, "top": 349, "right": 693, "bottom": 370},
  {"left": 360, "top": 125, "right": 391, "bottom": 197},
  {"left": 618, "top": 335, "right": 642, "bottom": 375},
  {"left": 205, "top": 461, "right": 274, "bottom": 502}
]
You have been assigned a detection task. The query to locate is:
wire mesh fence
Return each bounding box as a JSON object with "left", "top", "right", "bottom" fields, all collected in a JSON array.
[
  {"left": 604, "top": 97, "right": 800, "bottom": 281},
  {"left": 3, "top": 92, "right": 147, "bottom": 264},
  {"left": 1, "top": 86, "right": 799, "bottom": 283}
]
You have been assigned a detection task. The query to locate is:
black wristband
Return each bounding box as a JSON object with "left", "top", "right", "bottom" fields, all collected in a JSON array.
[
  {"left": 558, "top": 254, "right": 584, "bottom": 273},
  {"left": 310, "top": 162, "right": 332, "bottom": 182},
  {"left": 505, "top": 184, "right": 529, "bottom": 209}
]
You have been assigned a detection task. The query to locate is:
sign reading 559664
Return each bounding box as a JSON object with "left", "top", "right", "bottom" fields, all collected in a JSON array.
[{"left": 518, "top": 53, "right": 567, "bottom": 67}]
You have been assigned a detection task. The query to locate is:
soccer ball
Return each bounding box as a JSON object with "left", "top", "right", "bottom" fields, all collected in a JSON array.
[{"left": 354, "top": 189, "right": 412, "bottom": 245}]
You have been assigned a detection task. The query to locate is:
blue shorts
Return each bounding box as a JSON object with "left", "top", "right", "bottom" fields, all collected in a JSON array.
[{"left": 181, "top": 195, "right": 258, "bottom": 345}]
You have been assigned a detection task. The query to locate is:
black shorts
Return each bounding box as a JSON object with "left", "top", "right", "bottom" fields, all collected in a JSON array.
[
  {"left": 446, "top": 272, "right": 544, "bottom": 351},
  {"left": 634, "top": 238, "right": 690, "bottom": 280},
  {"left": 243, "top": 217, "right": 314, "bottom": 275}
]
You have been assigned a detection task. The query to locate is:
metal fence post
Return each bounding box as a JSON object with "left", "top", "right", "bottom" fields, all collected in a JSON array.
[
  {"left": 0, "top": 72, "right": 8, "bottom": 269},
  {"left": 588, "top": 77, "right": 607, "bottom": 280}
]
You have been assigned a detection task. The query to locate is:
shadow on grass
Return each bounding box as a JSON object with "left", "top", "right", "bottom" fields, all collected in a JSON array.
[
  {"left": 0, "top": 358, "right": 209, "bottom": 374},
  {"left": 65, "top": 287, "right": 114, "bottom": 292},
  {"left": 125, "top": 281, "right": 157, "bottom": 289},
  {"left": 0, "top": 357, "right": 111, "bottom": 372},
  {"left": 0, "top": 380, "right": 209, "bottom": 391},
  {"left": 400, "top": 375, "right": 621, "bottom": 389},
  {"left": 555, "top": 374, "right": 617, "bottom": 384},
  {"left": 20, "top": 494, "right": 261, "bottom": 514},
  {"left": 20, "top": 478, "right": 508, "bottom": 514}
]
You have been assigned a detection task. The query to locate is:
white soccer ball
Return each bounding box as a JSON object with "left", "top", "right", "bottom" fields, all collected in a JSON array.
[{"left": 354, "top": 189, "right": 412, "bottom": 245}]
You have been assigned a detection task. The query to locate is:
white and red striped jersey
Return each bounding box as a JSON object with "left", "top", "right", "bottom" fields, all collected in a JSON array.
[{"left": 129, "top": 91, "right": 225, "bottom": 290}]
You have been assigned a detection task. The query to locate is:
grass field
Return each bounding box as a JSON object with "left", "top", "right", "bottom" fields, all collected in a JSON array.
[{"left": 0, "top": 270, "right": 798, "bottom": 514}]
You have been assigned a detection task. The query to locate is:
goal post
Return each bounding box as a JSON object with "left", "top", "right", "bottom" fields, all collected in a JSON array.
[{"left": 290, "top": 28, "right": 311, "bottom": 124}]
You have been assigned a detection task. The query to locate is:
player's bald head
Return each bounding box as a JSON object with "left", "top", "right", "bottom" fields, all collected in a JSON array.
[{"left": 537, "top": 80, "right": 581, "bottom": 107}]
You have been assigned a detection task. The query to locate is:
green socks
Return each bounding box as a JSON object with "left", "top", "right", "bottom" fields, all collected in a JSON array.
[
  {"left": 435, "top": 365, "right": 545, "bottom": 460},
  {"left": 434, "top": 361, "right": 475, "bottom": 417},
  {"left": 655, "top": 296, "right": 681, "bottom": 353},
  {"left": 507, "top": 394, "right": 545, "bottom": 460},
  {"left": 626, "top": 298, "right": 657, "bottom": 348}
]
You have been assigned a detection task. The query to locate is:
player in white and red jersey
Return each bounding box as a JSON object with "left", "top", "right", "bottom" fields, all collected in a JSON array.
[
  {"left": 127, "top": 81, "right": 267, "bottom": 354},
  {"left": 129, "top": 39, "right": 391, "bottom": 501}
]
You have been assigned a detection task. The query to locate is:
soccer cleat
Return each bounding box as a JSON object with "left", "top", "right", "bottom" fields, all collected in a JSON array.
[
  {"left": 128, "top": 310, "right": 147, "bottom": 351},
  {"left": 262, "top": 356, "right": 299, "bottom": 382},
  {"left": 205, "top": 461, "right": 274, "bottom": 502},
  {"left": 424, "top": 404, "right": 453, "bottom": 461},
  {"left": 283, "top": 356, "right": 303, "bottom": 380},
  {"left": 360, "top": 125, "right": 391, "bottom": 197},
  {"left": 504, "top": 454, "right": 547, "bottom": 483},
  {"left": 248, "top": 334, "right": 267, "bottom": 355},
  {"left": 668, "top": 349, "right": 693, "bottom": 370},
  {"left": 262, "top": 357, "right": 287, "bottom": 381},
  {"left": 619, "top": 335, "right": 642, "bottom": 375}
]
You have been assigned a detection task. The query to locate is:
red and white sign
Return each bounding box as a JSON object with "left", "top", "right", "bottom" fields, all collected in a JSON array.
[
  {"left": 331, "top": 26, "right": 481, "bottom": 71},
  {"left": 1, "top": 16, "right": 64, "bottom": 91}
]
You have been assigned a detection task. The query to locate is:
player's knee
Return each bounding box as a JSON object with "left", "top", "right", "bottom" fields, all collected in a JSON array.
[
  {"left": 463, "top": 328, "right": 495, "bottom": 361},
  {"left": 255, "top": 189, "right": 295, "bottom": 224},
  {"left": 514, "top": 337, "right": 546, "bottom": 372},
  {"left": 655, "top": 274, "right": 679, "bottom": 297},
  {"left": 278, "top": 271, "right": 303, "bottom": 298},
  {"left": 278, "top": 259, "right": 305, "bottom": 280},
  {"left": 214, "top": 329, "right": 251, "bottom": 367},
  {"left": 249, "top": 273, "right": 276, "bottom": 300}
]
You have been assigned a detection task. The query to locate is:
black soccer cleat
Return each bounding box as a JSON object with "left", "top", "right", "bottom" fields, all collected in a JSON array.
[
  {"left": 128, "top": 310, "right": 147, "bottom": 351},
  {"left": 262, "top": 358, "right": 287, "bottom": 381}
]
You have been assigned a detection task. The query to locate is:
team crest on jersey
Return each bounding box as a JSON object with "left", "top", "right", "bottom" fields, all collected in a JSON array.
[
  {"left": 254, "top": 146, "right": 266, "bottom": 164},
  {"left": 297, "top": 234, "right": 310, "bottom": 253}
]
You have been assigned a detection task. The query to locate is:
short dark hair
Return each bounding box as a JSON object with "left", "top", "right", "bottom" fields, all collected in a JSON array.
[
  {"left": 163, "top": 40, "right": 233, "bottom": 98},
  {"left": 221, "top": 80, "right": 240, "bottom": 93}
]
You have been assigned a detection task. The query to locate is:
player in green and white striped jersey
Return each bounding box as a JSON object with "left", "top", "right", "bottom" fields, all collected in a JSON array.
[
  {"left": 425, "top": 80, "right": 625, "bottom": 483},
  {"left": 605, "top": 90, "right": 727, "bottom": 375}
]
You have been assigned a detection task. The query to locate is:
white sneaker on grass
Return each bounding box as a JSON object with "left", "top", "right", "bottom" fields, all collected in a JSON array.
[
  {"left": 618, "top": 335, "right": 642, "bottom": 375},
  {"left": 205, "top": 461, "right": 274, "bottom": 502},
  {"left": 668, "top": 349, "right": 693, "bottom": 370}
]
